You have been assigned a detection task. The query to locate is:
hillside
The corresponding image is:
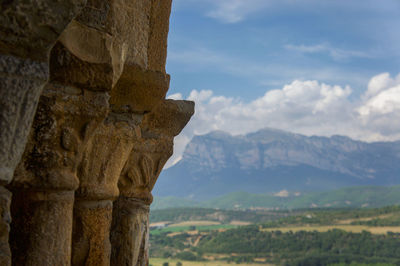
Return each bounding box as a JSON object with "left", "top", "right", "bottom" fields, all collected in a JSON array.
[
  {"left": 151, "top": 186, "right": 400, "bottom": 210},
  {"left": 153, "top": 128, "right": 400, "bottom": 200},
  {"left": 150, "top": 206, "right": 400, "bottom": 266}
]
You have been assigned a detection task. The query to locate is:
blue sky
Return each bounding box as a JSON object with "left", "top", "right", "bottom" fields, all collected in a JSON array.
[{"left": 164, "top": 0, "right": 400, "bottom": 166}]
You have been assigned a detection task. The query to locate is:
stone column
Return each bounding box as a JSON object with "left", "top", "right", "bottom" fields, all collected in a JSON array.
[
  {"left": 8, "top": 16, "right": 118, "bottom": 263},
  {"left": 9, "top": 81, "right": 109, "bottom": 265},
  {"left": 71, "top": 54, "right": 171, "bottom": 266},
  {"left": 0, "top": 2, "right": 86, "bottom": 264},
  {"left": 71, "top": 114, "right": 139, "bottom": 266},
  {"left": 111, "top": 100, "right": 194, "bottom": 266}
]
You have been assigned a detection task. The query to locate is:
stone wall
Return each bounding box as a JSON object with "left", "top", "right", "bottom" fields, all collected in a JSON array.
[{"left": 0, "top": 1, "right": 194, "bottom": 265}]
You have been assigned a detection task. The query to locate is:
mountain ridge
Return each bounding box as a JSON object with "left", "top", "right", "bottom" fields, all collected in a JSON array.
[{"left": 154, "top": 128, "right": 400, "bottom": 200}]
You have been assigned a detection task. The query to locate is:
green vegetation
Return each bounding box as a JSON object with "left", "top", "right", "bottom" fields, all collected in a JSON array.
[
  {"left": 150, "top": 205, "right": 400, "bottom": 265},
  {"left": 151, "top": 224, "right": 238, "bottom": 236},
  {"left": 152, "top": 186, "right": 400, "bottom": 210},
  {"left": 196, "top": 228, "right": 400, "bottom": 265},
  {"left": 261, "top": 205, "right": 400, "bottom": 228},
  {"left": 150, "top": 207, "right": 293, "bottom": 224}
]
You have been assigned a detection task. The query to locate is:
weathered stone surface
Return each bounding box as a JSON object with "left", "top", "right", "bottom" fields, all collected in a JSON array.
[
  {"left": 108, "top": 0, "right": 152, "bottom": 69},
  {"left": 1, "top": 2, "right": 88, "bottom": 265},
  {"left": 110, "top": 64, "right": 170, "bottom": 113},
  {"left": 50, "top": 41, "right": 114, "bottom": 92},
  {"left": 0, "top": 0, "right": 86, "bottom": 186},
  {"left": 0, "top": 187, "right": 11, "bottom": 266},
  {"left": 9, "top": 81, "right": 109, "bottom": 265},
  {"left": 77, "top": 114, "right": 140, "bottom": 201},
  {"left": 111, "top": 100, "right": 194, "bottom": 265},
  {"left": 141, "top": 99, "right": 195, "bottom": 138},
  {"left": 1, "top": 0, "right": 195, "bottom": 265},
  {"left": 118, "top": 138, "right": 173, "bottom": 204},
  {"left": 12, "top": 83, "right": 109, "bottom": 190},
  {"left": 0, "top": 0, "right": 87, "bottom": 61},
  {"left": 148, "top": 0, "right": 173, "bottom": 72},
  {"left": 10, "top": 191, "right": 75, "bottom": 266},
  {"left": 72, "top": 200, "right": 113, "bottom": 266},
  {"left": 0, "top": 55, "right": 48, "bottom": 185},
  {"left": 76, "top": 0, "right": 111, "bottom": 32},
  {"left": 110, "top": 198, "right": 149, "bottom": 266},
  {"left": 72, "top": 112, "right": 141, "bottom": 266}
]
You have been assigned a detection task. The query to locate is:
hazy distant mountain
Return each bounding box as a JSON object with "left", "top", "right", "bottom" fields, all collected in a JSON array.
[{"left": 153, "top": 128, "right": 400, "bottom": 200}]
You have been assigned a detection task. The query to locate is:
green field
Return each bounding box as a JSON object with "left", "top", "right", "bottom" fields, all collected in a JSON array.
[
  {"left": 150, "top": 205, "right": 400, "bottom": 265},
  {"left": 150, "top": 258, "right": 273, "bottom": 266},
  {"left": 151, "top": 224, "right": 238, "bottom": 235}
]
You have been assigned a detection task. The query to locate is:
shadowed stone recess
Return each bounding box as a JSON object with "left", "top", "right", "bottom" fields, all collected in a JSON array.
[
  {"left": 10, "top": 191, "right": 75, "bottom": 266},
  {"left": 0, "top": 187, "right": 11, "bottom": 265}
]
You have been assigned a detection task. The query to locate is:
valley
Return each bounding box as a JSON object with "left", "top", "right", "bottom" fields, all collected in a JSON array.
[{"left": 149, "top": 206, "right": 400, "bottom": 265}]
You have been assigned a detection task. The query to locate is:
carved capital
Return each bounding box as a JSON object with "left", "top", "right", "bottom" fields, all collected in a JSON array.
[
  {"left": 76, "top": 113, "right": 142, "bottom": 201},
  {"left": 118, "top": 139, "right": 172, "bottom": 204},
  {"left": 12, "top": 83, "right": 109, "bottom": 191},
  {"left": 118, "top": 99, "right": 195, "bottom": 203}
]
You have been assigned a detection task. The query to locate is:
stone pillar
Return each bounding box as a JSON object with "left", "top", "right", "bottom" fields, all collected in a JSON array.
[
  {"left": 0, "top": 186, "right": 11, "bottom": 265},
  {"left": 0, "top": 2, "right": 86, "bottom": 264},
  {"left": 111, "top": 100, "right": 194, "bottom": 266},
  {"left": 9, "top": 80, "right": 109, "bottom": 265},
  {"left": 9, "top": 20, "right": 114, "bottom": 263},
  {"left": 71, "top": 51, "right": 171, "bottom": 266},
  {"left": 71, "top": 114, "right": 139, "bottom": 266}
]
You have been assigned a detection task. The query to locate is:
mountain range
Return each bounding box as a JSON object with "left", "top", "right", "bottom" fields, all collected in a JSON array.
[{"left": 153, "top": 128, "right": 400, "bottom": 201}]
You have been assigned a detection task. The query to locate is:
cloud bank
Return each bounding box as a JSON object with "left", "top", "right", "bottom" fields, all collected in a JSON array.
[{"left": 166, "top": 73, "right": 400, "bottom": 167}]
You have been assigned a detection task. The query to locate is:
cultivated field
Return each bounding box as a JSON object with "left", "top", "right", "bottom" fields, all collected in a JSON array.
[
  {"left": 261, "top": 225, "right": 400, "bottom": 234},
  {"left": 169, "top": 221, "right": 221, "bottom": 227},
  {"left": 150, "top": 258, "right": 273, "bottom": 266},
  {"left": 150, "top": 206, "right": 400, "bottom": 265}
]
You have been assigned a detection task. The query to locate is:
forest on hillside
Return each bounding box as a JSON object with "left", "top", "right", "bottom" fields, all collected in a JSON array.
[{"left": 150, "top": 206, "right": 400, "bottom": 266}]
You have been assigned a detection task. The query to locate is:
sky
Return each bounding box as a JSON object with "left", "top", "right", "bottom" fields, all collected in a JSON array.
[{"left": 164, "top": 0, "right": 400, "bottom": 167}]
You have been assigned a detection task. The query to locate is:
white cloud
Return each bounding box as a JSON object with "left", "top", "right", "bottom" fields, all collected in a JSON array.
[
  {"left": 166, "top": 73, "right": 400, "bottom": 168},
  {"left": 359, "top": 85, "right": 400, "bottom": 116},
  {"left": 285, "top": 43, "right": 374, "bottom": 61},
  {"left": 205, "top": 0, "right": 272, "bottom": 23},
  {"left": 167, "top": 93, "right": 183, "bottom": 100},
  {"left": 173, "top": 0, "right": 278, "bottom": 23}
]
